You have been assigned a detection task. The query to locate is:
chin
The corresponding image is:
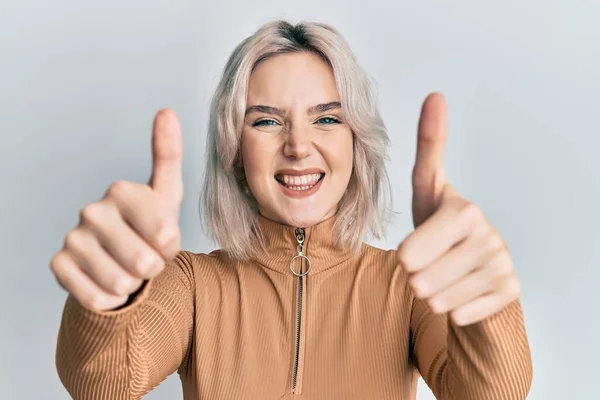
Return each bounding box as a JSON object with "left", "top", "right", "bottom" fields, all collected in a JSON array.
[
  {"left": 273, "top": 203, "right": 335, "bottom": 228},
  {"left": 283, "top": 213, "right": 326, "bottom": 228},
  {"left": 255, "top": 175, "right": 341, "bottom": 227}
]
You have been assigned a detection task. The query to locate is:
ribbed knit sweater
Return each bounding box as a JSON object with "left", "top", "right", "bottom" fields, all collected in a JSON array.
[{"left": 55, "top": 214, "right": 533, "bottom": 399}]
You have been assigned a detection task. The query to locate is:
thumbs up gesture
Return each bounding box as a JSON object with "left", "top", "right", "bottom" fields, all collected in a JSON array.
[
  {"left": 397, "top": 93, "right": 521, "bottom": 326},
  {"left": 50, "top": 109, "right": 184, "bottom": 312}
]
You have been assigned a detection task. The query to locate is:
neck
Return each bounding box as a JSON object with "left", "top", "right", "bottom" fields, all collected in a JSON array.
[
  {"left": 250, "top": 213, "right": 356, "bottom": 275},
  {"left": 256, "top": 207, "right": 339, "bottom": 230}
]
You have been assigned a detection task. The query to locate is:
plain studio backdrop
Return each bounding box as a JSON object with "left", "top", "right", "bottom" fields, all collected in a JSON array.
[{"left": 1, "top": 1, "right": 599, "bottom": 399}]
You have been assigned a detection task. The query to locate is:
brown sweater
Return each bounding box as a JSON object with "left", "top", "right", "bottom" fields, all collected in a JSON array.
[{"left": 56, "top": 215, "right": 533, "bottom": 399}]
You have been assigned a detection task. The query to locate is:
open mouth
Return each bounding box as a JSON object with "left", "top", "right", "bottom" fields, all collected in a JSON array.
[{"left": 274, "top": 173, "right": 325, "bottom": 191}]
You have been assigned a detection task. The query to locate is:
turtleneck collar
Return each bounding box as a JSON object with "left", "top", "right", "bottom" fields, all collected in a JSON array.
[{"left": 251, "top": 213, "right": 356, "bottom": 275}]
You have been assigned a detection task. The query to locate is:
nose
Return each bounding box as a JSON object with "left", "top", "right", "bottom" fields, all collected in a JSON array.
[{"left": 283, "top": 123, "right": 312, "bottom": 159}]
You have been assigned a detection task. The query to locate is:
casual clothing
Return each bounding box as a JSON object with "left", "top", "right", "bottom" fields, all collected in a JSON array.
[{"left": 56, "top": 215, "right": 532, "bottom": 399}]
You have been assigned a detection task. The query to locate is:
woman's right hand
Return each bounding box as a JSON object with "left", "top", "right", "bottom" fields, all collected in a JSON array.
[{"left": 50, "top": 109, "right": 184, "bottom": 312}]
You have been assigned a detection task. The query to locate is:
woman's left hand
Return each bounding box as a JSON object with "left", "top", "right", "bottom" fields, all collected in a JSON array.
[{"left": 397, "top": 92, "right": 521, "bottom": 326}]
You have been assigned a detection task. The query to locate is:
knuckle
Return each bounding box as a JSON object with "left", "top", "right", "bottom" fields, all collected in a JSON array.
[
  {"left": 107, "top": 180, "right": 131, "bottom": 199},
  {"left": 460, "top": 201, "right": 483, "bottom": 222},
  {"left": 495, "top": 258, "right": 514, "bottom": 277},
  {"left": 50, "top": 253, "right": 69, "bottom": 289},
  {"left": 486, "top": 232, "right": 506, "bottom": 253},
  {"left": 79, "top": 202, "right": 103, "bottom": 226},
  {"left": 445, "top": 193, "right": 465, "bottom": 210},
  {"left": 456, "top": 202, "right": 484, "bottom": 234},
  {"left": 509, "top": 276, "right": 522, "bottom": 297},
  {"left": 64, "top": 229, "right": 83, "bottom": 250},
  {"left": 154, "top": 223, "right": 180, "bottom": 253},
  {"left": 49, "top": 252, "right": 64, "bottom": 274}
]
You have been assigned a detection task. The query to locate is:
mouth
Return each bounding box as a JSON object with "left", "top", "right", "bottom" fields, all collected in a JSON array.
[{"left": 274, "top": 172, "right": 325, "bottom": 191}]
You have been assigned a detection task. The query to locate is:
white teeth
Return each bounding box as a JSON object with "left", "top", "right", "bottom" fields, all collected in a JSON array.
[
  {"left": 277, "top": 173, "right": 323, "bottom": 187},
  {"left": 288, "top": 185, "right": 311, "bottom": 191}
]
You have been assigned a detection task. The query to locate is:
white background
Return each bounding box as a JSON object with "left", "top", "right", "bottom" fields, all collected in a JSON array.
[{"left": 1, "top": 0, "right": 599, "bottom": 398}]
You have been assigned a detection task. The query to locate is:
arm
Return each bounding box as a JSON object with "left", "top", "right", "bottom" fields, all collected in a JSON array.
[
  {"left": 400, "top": 92, "right": 535, "bottom": 400},
  {"left": 410, "top": 295, "right": 533, "bottom": 400},
  {"left": 55, "top": 251, "right": 195, "bottom": 400}
]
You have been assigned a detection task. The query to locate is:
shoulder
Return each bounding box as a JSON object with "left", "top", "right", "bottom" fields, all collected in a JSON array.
[
  {"left": 178, "top": 249, "right": 232, "bottom": 270},
  {"left": 354, "top": 243, "right": 412, "bottom": 302},
  {"left": 166, "top": 250, "right": 232, "bottom": 291},
  {"left": 359, "top": 242, "right": 399, "bottom": 267},
  {"left": 358, "top": 243, "right": 410, "bottom": 282}
]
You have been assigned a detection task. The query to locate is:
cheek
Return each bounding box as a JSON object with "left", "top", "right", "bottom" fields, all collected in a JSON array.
[
  {"left": 241, "top": 132, "right": 262, "bottom": 172},
  {"left": 332, "top": 131, "right": 354, "bottom": 180},
  {"left": 240, "top": 131, "right": 275, "bottom": 188}
]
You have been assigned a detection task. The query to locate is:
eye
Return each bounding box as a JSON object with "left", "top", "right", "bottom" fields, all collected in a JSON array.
[
  {"left": 252, "top": 119, "right": 280, "bottom": 127},
  {"left": 315, "top": 116, "right": 341, "bottom": 125}
]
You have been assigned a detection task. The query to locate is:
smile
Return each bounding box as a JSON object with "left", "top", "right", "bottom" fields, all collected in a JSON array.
[
  {"left": 275, "top": 173, "right": 324, "bottom": 190},
  {"left": 274, "top": 171, "right": 325, "bottom": 198}
]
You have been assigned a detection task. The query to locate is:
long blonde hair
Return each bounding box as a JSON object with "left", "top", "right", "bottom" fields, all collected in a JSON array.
[{"left": 201, "top": 20, "right": 392, "bottom": 259}]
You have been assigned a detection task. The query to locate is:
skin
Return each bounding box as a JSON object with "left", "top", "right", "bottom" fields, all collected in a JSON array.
[
  {"left": 50, "top": 53, "right": 521, "bottom": 325},
  {"left": 399, "top": 92, "right": 522, "bottom": 326},
  {"left": 241, "top": 52, "right": 354, "bottom": 228},
  {"left": 50, "top": 109, "right": 184, "bottom": 311}
]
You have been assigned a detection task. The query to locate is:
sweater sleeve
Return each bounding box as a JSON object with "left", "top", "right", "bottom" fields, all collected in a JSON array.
[
  {"left": 410, "top": 296, "right": 533, "bottom": 400},
  {"left": 55, "top": 251, "right": 195, "bottom": 400}
]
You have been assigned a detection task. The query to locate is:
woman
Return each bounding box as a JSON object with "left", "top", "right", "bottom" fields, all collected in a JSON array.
[{"left": 52, "top": 20, "right": 533, "bottom": 399}]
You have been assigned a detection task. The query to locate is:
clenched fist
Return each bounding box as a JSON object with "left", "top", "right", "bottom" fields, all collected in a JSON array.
[{"left": 50, "top": 109, "right": 184, "bottom": 312}]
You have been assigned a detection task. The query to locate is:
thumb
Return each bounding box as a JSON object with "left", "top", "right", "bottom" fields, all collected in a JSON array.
[
  {"left": 149, "top": 108, "right": 184, "bottom": 209},
  {"left": 412, "top": 92, "right": 448, "bottom": 227}
]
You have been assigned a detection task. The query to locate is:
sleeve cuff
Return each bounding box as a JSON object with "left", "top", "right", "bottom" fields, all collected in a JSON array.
[{"left": 64, "top": 278, "right": 155, "bottom": 333}]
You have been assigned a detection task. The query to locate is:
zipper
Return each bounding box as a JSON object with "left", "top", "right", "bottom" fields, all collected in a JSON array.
[
  {"left": 289, "top": 228, "right": 311, "bottom": 394},
  {"left": 292, "top": 270, "right": 303, "bottom": 393}
]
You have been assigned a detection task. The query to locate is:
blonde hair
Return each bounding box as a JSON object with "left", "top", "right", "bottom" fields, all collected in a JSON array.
[{"left": 201, "top": 20, "right": 392, "bottom": 259}]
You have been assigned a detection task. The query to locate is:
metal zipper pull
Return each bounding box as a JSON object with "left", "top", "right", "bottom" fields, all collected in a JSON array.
[{"left": 289, "top": 228, "right": 311, "bottom": 276}]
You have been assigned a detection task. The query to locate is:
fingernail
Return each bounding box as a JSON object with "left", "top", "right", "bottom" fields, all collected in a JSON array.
[
  {"left": 115, "top": 278, "right": 133, "bottom": 296},
  {"left": 91, "top": 294, "right": 106, "bottom": 310},
  {"left": 411, "top": 278, "right": 429, "bottom": 297},
  {"left": 453, "top": 313, "right": 468, "bottom": 326},
  {"left": 138, "top": 253, "right": 162, "bottom": 275},
  {"left": 430, "top": 299, "right": 446, "bottom": 313},
  {"left": 156, "top": 223, "right": 177, "bottom": 247}
]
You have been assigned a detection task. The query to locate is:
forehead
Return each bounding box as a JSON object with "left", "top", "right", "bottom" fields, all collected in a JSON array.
[{"left": 247, "top": 52, "right": 340, "bottom": 107}]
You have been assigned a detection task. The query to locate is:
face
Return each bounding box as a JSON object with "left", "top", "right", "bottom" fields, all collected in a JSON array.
[{"left": 241, "top": 51, "right": 353, "bottom": 228}]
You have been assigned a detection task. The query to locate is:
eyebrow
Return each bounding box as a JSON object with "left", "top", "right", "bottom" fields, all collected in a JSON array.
[{"left": 245, "top": 101, "right": 342, "bottom": 117}]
